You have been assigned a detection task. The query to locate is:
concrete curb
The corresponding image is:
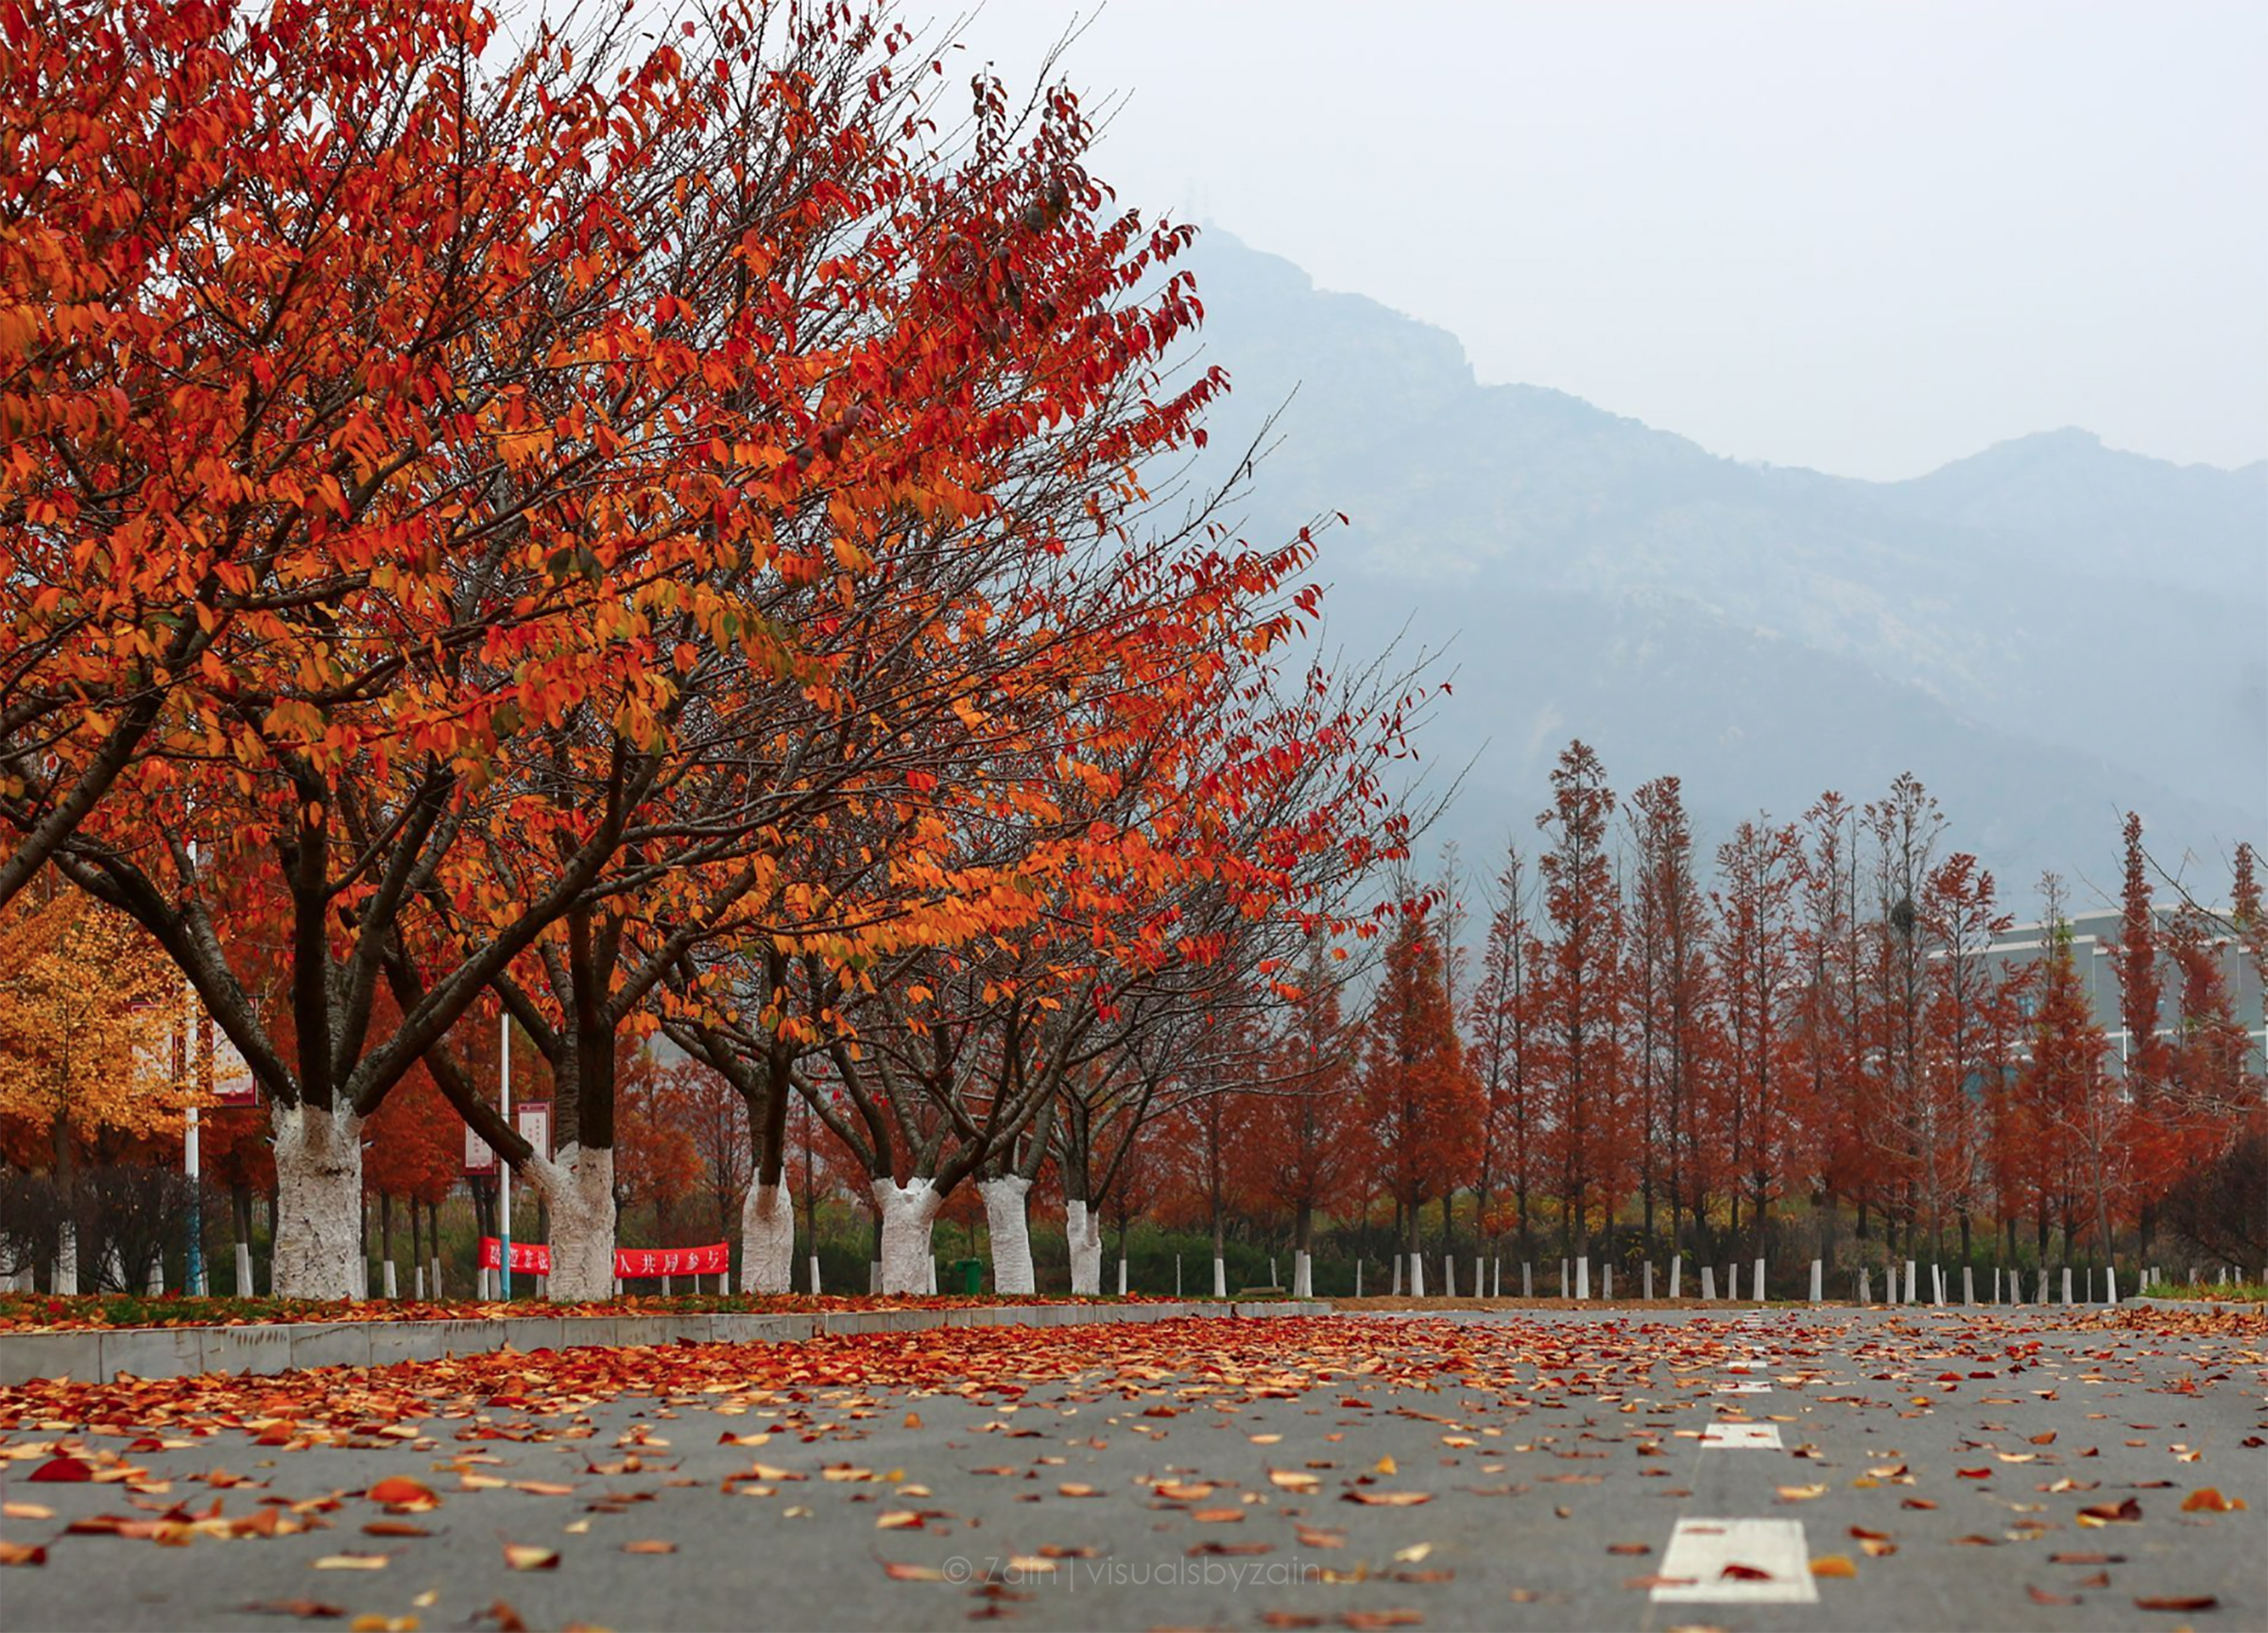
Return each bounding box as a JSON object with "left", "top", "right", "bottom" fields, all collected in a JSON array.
[{"left": 0, "top": 1300, "right": 1329, "bottom": 1387}]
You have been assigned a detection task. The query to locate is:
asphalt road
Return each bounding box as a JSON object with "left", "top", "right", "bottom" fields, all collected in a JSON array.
[{"left": 3, "top": 1307, "right": 2262, "bottom": 1632}]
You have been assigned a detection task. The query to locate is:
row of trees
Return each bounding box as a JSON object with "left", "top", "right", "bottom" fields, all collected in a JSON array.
[
  {"left": 0, "top": 0, "right": 1435, "bottom": 1297},
  {"left": 1136, "top": 748, "right": 2261, "bottom": 1281}
]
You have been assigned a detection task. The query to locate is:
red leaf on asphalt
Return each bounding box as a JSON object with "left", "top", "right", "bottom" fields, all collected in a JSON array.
[
  {"left": 0, "top": 1539, "right": 47, "bottom": 1566},
  {"left": 2026, "top": 1586, "right": 2079, "bottom": 1606},
  {"left": 28, "top": 1456, "right": 93, "bottom": 1483},
  {"left": 242, "top": 1601, "right": 346, "bottom": 1619},
  {"left": 2134, "top": 1596, "right": 2219, "bottom": 1613},
  {"left": 1720, "top": 1563, "right": 1774, "bottom": 1580}
]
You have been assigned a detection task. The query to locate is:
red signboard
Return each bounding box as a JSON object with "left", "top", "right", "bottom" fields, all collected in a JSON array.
[{"left": 477, "top": 1238, "right": 730, "bottom": 1278}]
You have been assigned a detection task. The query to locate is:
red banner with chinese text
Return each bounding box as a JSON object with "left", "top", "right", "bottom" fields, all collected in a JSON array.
[{"left": 476, "top": 1238, "right": 730, "bottom": 1277}]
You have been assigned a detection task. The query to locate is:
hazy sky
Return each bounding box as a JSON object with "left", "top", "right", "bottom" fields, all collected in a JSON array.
[{"left": 912, "top": 1, "right": 2267, "bottom": 481}]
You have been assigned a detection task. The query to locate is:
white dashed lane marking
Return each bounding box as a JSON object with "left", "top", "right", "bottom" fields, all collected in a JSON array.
[
  {"left": 1712, "top": 1379, "right": 1772, "bottom": 1393},
  {"left": 1651, "top": 1518, "right": 1819, "bottom": 1604},
  {"left": 1699, "top": 1421, "right": 1783, "bottom": 1449}
]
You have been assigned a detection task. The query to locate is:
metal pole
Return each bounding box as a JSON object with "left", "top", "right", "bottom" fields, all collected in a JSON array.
[{"left": 499, "top": 1008, "right": 512, "bottom": 1300}]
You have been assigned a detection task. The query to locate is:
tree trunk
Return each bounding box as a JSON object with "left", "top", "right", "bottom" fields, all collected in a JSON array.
[
  {"left": 270, "top": 1101, "right": 366, "bottom": 1298},
  {"left": 980, "top": 1177, "right": 1036, "bottom": 1295},
  {"left": 528, "top": 1144, "right": 616, "bottom": 1301},
  {"left": 872, "top": 1177, "right": 941, "bottom": 1295},
  {"left": 1065, "top": 1196, "right": 1104, "bottom": 1296},
  {"left": 740, "top": 1180, "right": 795, "bottom": 1294},
  {"left": 49, "top": 1117, "right": 78, "bottom": 1295}
]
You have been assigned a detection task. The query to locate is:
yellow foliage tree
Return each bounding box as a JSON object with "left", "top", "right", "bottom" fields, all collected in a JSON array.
[{"left": 0, "top": 888, "right": 187, "bottom": 1288}]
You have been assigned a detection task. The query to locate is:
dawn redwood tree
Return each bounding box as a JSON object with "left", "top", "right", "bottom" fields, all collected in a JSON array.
[
  {"left": 2016, "top": 879, "right": 2115, "bottom": 1254},
  {"left": 1711, "top": 817, "right": 1804, "bottom": 1263},
  {"left": 1625, "top": 776, "right": 1713, "bottom": 1259},
  {"left": 1467, "top": 843, "right": 1544, "bottom": 1259},
  {"left": 1233, "top": 939, "right": 1359, "bottom": 1279},
  {"left": 1796, "top": 792, "right": 1871, "bottom": 1263},
  {"left": 1863, "top": 773, "right": 1944, "bottom": 1256},
  {"left": 1916, "top": 851, "right": 2022, "bottom": 1261},
  {"left": 2111, "top": 812, "right": 2174, "bottom": 1254},
  {"left": 1362, "top": 906, "right": 1482, "bottom": 1273},
  {"left": 1535, "top": 741, "right": 1626, "bottom": 1257}
]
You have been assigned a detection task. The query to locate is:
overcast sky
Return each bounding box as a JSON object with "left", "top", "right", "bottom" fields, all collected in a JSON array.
[{"left": 911, "top": 1, "right": 2267, "bottom": 481}]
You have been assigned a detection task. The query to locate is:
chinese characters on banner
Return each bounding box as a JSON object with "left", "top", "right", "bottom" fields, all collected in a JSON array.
[{"left": 476, "top": 1238, "right": 730, "bottom": 1278}]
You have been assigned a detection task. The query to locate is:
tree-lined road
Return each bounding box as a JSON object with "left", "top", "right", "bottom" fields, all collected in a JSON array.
[{"left": 4, "top": 1307, "right": 2260, "bottom": 1631}]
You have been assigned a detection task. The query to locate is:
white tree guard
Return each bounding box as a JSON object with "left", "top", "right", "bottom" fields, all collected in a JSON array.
[
  {"left": 741, "top": 1181, "right": 796, "bottom": 1294},
  {"left": 979, "top": 1177, "right": 1036, "bottom": 1295},
  {"left": 1065, "top": 1199, "right": 1104, "bottom": 1295},
  {"left": 872, "top": 1177, "right": 941, "bottom": 1294},
  {"left": 1212, "top": 1256, "right": 1228, "bottom": 1298},
  {"left": 271, "top": 1101, "right": 365, "bottom": 1298},
  {"left": 52, "top": 1222, "right": 78, "bottom": 1296},
  {"left": 528, "top": 1143, "right": 615, "bottom": 1301}
]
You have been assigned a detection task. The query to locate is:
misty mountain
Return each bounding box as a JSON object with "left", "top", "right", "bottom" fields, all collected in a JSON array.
[{"left": 1169, "top": 232, "right": 2266, "bottom": 902}]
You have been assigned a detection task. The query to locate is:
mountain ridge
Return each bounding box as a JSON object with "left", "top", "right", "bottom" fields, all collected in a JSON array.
[{"left": 1174, "top": 231, "right": 2266, "bottom": 902}]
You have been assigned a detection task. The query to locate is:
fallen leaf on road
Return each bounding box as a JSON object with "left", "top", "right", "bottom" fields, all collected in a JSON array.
[
  {"left": 312, "top": 1555, "right": 389, "bottom": 1571},
  {"left": 2134, "top": 1595, "right": 2218, "bottom": 1613},
  {"left": 622, "top": 1539, "right": 676, "bottom": 1554},
  {"left": 1270, "top": 1470, "right": 1320, "bottom": 1492},
  {"left": 366, "top": 1477, "right": 438, "bottom": 1511},
  {"left": 3, "top": 1503, "right": 54, "bottom": 1520},
  {"left": 1392, "top": 1544, "right": 1434, "bottom": 1564},
  {"left": 1606, "top": 1543, "right": 1650, "bottom": 1556},
  {"left": 2027, "top": 1586, "right": 2080, "bottom": 1606},
  {"left": 1810, "top": 1555, "right": 1857, "bottom": 1578},
  {"left": 0, "top": 1539, "right": 48, "bottom": 1566},
  {"left": 502, "top": 1544, "right": 558, "bottom": 1571},
  {"left": 880, "top": 1561, "right": 946, "bottom": 1581},
  {"left": 2076, "top": 1499, "right": 2142, "bottom": 1526},
  {"left": 360, "top": 1522, "right": 431, "bottom": 1538},
  {"left": 1776, "top": 1485, "right": 1827, "bottom": 1502},
  {"left": 28, "top": 1457, "right": 93, "bottom": 1483},
  {"left": 2180, "top": 1488, "right": 2244, "bottom": 1512},
  {"left": 1720, "top": 1564, "right": 1774, "bottom": 1580},
  {"left": 243, "top": 1600, "right": 346, "bottom": 1619}
]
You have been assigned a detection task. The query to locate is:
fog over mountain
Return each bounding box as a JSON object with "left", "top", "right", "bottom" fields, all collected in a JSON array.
[{"left": 1170, "top": 232, "right": 2267, "bottom": 910}]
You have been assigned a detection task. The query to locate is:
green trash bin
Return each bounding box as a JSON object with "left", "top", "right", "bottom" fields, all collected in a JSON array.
[{"left": 950, "top": 1258, "right": 985, "bottom": 1295}]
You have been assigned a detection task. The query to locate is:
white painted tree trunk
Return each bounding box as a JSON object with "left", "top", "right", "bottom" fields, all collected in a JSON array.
[
  {"left": 525, "top": 1143, "right": 616, "bottom": 1302},
  {"left": 980, "top": 1177, "right": 1036, "bottom": 1295},
  {"left": 873, "top": 1177, "right": 942, "bottom": 1295},
  {"left": 1407, "top": 1252, "right": 1424, "bottom": 1298},
  {"left": 1065, "top": 1199, "right": 1104, "bottom": 1296},
  {"left": 1212, "top": 1256, "right": 1228, "bottom": 1298},
  {"left": 741, "top": 1181, "right": 796, "bottom": 1294},
  {"left": 1292, "top": 1251, "right": 1312, "bottom": 1298},
  {"left": 271, "top": 1102, "right": 366, "bottom": 1299},
  {"left": 807, "top": 1254, "right": 822, "bottom": 1295},
  {"left": 52, "top": 1221, "right": 77, "bottom": 1296}
]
